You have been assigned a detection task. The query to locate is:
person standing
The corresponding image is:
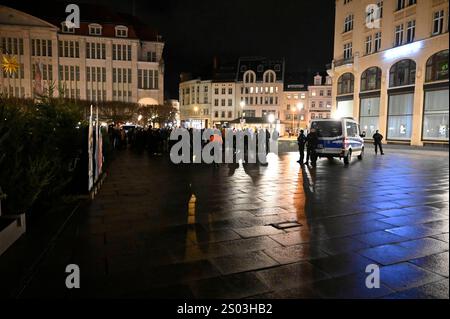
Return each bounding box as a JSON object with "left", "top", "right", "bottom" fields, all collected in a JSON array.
[
  {"left": 297, "top": 129, "right": 307, "bottom": 164},
  {"left": 306, "top": 128, "right": 319, "bottom": 166},
  {"left": 372, "top": 130, "right": 384, "bottom": 155}
]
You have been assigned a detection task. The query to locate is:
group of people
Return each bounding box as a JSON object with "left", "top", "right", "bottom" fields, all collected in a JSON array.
[
  {"left": 108, "top": 125, "right": 173, "bottom": 155},
  {"left": 296, "top": 129, "right": 319, "bottom": 166}
]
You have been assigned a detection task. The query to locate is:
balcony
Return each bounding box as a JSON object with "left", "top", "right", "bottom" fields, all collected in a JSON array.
[{"left": 334, "top": 56, "right": 354, "bottom": 67}]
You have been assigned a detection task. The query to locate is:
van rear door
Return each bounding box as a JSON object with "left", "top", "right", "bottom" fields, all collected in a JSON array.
[{"left": 310, "top": 120, "right": 344, "bottom": 153}]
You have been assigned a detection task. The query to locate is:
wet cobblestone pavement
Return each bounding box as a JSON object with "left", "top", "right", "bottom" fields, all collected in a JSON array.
[{"left": 19, "top": 149, "right": 449, "bottom": 298}]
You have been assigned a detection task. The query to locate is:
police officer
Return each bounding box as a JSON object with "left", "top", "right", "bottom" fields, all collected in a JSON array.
[
  {"left": 372, "top": 130, "right": 384, "bottom": 155},
  {"left": 297, "top": 129, "right": 307, "bottom": 164},
  {"left": 306, "top": 128, "right": 319, "bottom": 166}
]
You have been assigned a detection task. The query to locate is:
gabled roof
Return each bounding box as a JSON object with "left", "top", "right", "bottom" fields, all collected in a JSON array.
[
  {"left": 0, "top": 5, "right": 58, "bottom": 29},
  {"left": 3, "top": 3, "right": 161, "bottom": 42}
]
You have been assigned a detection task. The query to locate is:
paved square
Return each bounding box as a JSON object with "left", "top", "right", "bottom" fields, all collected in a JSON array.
[{"left": 18, "top": 148, "right": 450, "bottom": 298}]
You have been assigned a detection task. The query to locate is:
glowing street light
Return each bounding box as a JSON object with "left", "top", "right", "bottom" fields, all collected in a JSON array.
[
  {"left": 137, "top": 114, "right": 143, "bottom": 121},
  {"left": 268, "top": 113, "right": 275, "bottom": 131}
]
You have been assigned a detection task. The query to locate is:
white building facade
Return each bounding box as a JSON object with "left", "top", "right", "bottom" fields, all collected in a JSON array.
[
  {"left": 0, "top": 5, "right": 164, "bottom": 105},
  {"left": 328, "top": 0, "right": 449, "bottom": 145}
]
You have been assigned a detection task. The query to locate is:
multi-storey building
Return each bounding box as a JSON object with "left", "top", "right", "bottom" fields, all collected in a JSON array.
[
  {"left": 235, "top": 57, "right": 285, "bottom": 122},
  {"left": 328, "top": 0, "right": 449, "bottom": 145},
  {"left": 179, "top": 78, "right": 211, "bottom": 129},
  {"left": 0, "top": 4, "right": 164, "bottom": 105},
  {"left": 281, "top": 81, "right": 308, "bottom": 132},
  {"left": 307, "top": 74, "right": 333, "bottom": 122}
]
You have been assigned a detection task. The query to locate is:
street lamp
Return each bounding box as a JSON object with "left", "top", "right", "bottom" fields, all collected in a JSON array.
[
  {"left": 296, "top": 102, "right": 304, "bottom": 132},
  {"left": 268, "top": 113, "right": 275, "bottom": 132}
]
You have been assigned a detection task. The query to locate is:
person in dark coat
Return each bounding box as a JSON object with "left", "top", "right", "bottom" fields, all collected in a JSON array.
[
  {"left": 372, "top": 130, "right": 384, "bottom": 155},
  {"left": 306, "top": 128, "right": 319, "bottom": 166},
  {"left": 297, "top": 129, "right": 307, "bottom": 164}
]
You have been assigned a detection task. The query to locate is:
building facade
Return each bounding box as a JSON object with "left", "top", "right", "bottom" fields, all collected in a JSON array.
[
  {"left": 282, "top": 83, "right": 308, "bottom": 132},
  {"left": 328, "top": 0, "right": 449, "bottom": 145},
  {"left": 179, "top": 78, "right": 211, "bottom": 129},
  {"left": 307, "top": 74, "right": 333, "bottom": 123},
  {"left": 0, "top": 5, "right": 164, "bottom": 105}
]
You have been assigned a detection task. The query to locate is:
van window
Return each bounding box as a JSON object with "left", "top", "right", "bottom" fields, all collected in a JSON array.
[
  {"left": 311, "top": 121, "right": 343, "bottom": 137},
  {"left": 346, "top": 122, "right": 359, "bottom": 137}
]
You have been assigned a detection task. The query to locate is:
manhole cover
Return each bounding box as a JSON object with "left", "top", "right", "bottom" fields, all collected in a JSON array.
[{"left": 270, "top": 221, "right": 302, "bottom": 229}]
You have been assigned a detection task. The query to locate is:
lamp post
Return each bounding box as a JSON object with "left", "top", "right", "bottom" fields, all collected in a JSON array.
[
  {"left": 268, "top": 113, "right": 275, "bottom": 132},
  {"left": 297, "top": 102, "right": 304, "bottom": 131}
]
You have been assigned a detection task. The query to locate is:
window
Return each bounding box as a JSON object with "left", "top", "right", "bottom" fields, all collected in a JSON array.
[
  {"left": 228, "top": 88, "right": 232, "bottom": 94},
  {"left": 423, "top": 89, "right": 449, "bottom": 141},
  {"left": 274, "top": 64, "right": 281, "bottom": 71},
  {"left": 426, "top": 50, "right": 449, "bottom": 82},
  {"left": 343, "top": 42, "right": 352, "bottom": 59},
  {"left": 360, "top": 97, "right": 380, "bottom": 138},
  {"left": 395, "top": 24, "right": 404, "bottom": 46},
  {"left": 89, "top": 24, "right": 102, "bottom": 35},
  {"left": 228, "top": 99, "right": 232, "bottom": 106},
  {"left": 337, "top": 73, "right": 354, "bottom": 95},
  {"left": 327, "top": 90, "right": 331, "bottom": 96},
  {"left": 361, "top": 67, "right": 382, "bottom": 91},
  {"left": 214, "top": 111, "right": 219, "bottom": 118},
  {"left": 228, "top": 111, "right": 232, "bottom": 118},
  {"left": 408, "top": 0, "right": 416, "bottom": 5},
  {"left": 377, "top": 1, "right": 383, "bottom": 18},
  {"left": 221, "top": 99, "right": 225, "bottom": 106},
  {"left": 214, "top": 99, "right": 219, "bottom": 106},
  {"left": 433, "top": 10, "right": 445, "bottom": 35},
  {"left": 319, "top": 90, "right": 324, "bottom": 96},
  {"left": 387, "top": 93, "right": 414, "bottom": 140},
  {"left": 214, "top": 88, "right": 219, "bottom": 94},
  {"left": 264, "top": 71, "right": 275, "bottom": 83},
  {"left": 311, "top": 101, "right": 316, "bottom": 108},
  {"left": 147, "top": 51, "right": 157, "bottom": 62},
  {"left": 61, "top": 21, "right": 74, "bottom": 33},
  {"left": 389, "top": 59, "right": 416, "bottom": 87},
  {"left": 365, "top": 35, "right": 372, "bottom": 55},
  {"left": 137, "top": 69, "right": 157, "bottom": 89},
  {"left": 374, "top": 32, "right": 382, "bottom": 52},
  {"left": 344, "top": 14, "right": 354, "bottom": 33},
  {"left": 244, "top": 71, "right": 255, "bottom": 83},
  {"left": 397, "top": 0, "right": 405, "bottom": 11},
  {"left": 319, "top": 101, "right": 323, "bottom": 108},
  {"left": 221, "top": 111, "right": 225, "bottom": 118},
  {"left": 115, "top": 26, "right": 128, "bottom": 37},
  {"left": 406, "top": 20, "right": 415, "bottom": 43},
  {"left": 221, "top": 88, "right": 226, "bottom": 94}
]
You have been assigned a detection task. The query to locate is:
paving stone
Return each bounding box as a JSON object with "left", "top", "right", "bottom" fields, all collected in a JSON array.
[
  {"left": 264, "top": 244, "right": 328, "bottom": 264},
  {"left": 380, "top": 263, "right": 446, "bottom": 291},
  {"left": 211, "top": 251, "right": 279, "bottom": 275},
  {"left": 256, "top": 262, "right": 330, "bottom": 290},
  {"left": 410, "top": 252, "right": 449, "bottom": 277},
  {"left": 352, "top": 231, "right": 408, "bottom": 246},
  {"left": 309, "top": 253, "right": 378, "bottom": 277},
  {"left": 234, "top": 225, "right": 284, "bottom": 238}
]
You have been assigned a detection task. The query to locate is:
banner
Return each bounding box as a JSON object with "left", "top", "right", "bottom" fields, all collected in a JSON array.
[{"left": 88, "top": 105, "right": 94, "bottom": 191}]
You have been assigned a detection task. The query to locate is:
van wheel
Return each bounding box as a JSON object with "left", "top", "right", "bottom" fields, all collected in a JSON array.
[
  {"left": 357, "top": 148, "right": 364, "bottom": 160},
  {"left": 344, "top": 149, "right": 352, "bottom": 165}
]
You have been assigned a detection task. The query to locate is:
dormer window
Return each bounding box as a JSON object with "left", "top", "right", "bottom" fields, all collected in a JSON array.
[
  {"left": 115, "top": 26, "right": 128, "bottom": 38},
  {"left": 61, "top": 21, "right": 75, "bottom": 34},
  {"left": 89, "top": 24, "right": 102, "bottom": 36}
]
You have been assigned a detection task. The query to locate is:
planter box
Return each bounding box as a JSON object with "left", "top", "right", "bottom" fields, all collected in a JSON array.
[{"left": 0, "top": 214, "right": 26, "bottom": 256}]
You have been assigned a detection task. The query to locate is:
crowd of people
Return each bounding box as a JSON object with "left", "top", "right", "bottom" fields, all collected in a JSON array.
[{"left": 107, "top": 125, "right": 173, "bottom": 155}]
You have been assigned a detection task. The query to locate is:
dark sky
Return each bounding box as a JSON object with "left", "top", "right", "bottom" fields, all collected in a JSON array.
[{"left": 1, "top": 0, "right": 335, "bottom": 99}]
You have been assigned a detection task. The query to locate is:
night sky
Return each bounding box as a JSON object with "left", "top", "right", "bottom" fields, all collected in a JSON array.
[{"left": 1, "top": 0, "right": 335, "bottom": 99}]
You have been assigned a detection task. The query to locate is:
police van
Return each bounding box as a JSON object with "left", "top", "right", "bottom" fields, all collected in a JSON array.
[{"left": 309, "top": 117, "right": 365, "bottom": 165}]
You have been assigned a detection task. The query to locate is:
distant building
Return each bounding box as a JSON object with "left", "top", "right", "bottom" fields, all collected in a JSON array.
[
  {"left": 328, "top": 0, "right": 449, "bottom": 145},
  {"left": 179, "top": 78, "right": 211, "bottom": 129},
  {"left": 282, "top": 80, "right": 308, "bottom": 132},
  {"left": 0, "top": 4, "right": 164, "bottom": 105},
  {"left": 307, "top": 74, "right": 332, "bottom": 123}
]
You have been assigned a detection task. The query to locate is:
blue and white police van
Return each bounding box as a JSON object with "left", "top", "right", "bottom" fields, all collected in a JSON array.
[{"left": 309, "top": 117, "right": 365, "bottom": 165}]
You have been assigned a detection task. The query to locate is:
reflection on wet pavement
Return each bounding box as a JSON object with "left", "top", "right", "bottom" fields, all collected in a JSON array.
[{"left": 19, "top": 150, "right": 449, "bottom": 299}]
